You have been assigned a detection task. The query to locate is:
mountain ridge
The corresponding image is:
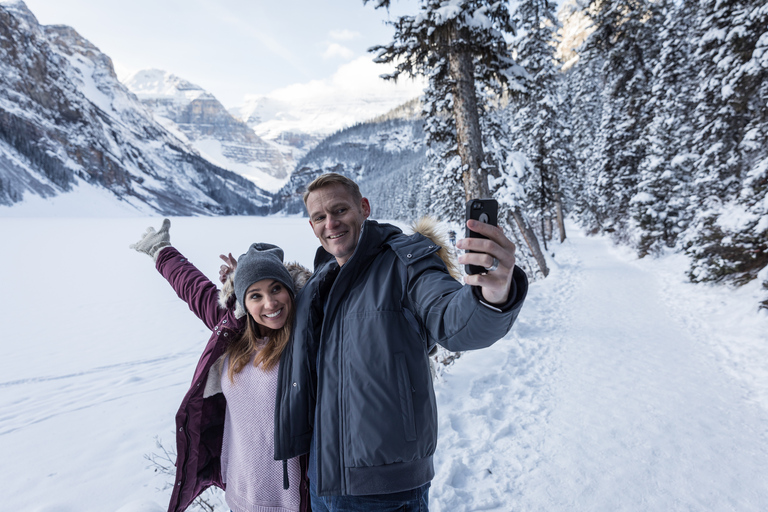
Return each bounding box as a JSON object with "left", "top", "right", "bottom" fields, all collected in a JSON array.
[
  {"left": 0, "top": 0, "right": 271, "bottom": 215},
  {"left": 122, "top": 69, "right": 294, "bottom": 192}
]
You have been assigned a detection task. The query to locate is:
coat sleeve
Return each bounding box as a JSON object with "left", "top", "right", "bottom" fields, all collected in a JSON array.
[
  {"left": 155, "top": 246, "right": 228, "bottom": 331},
  {"left": 404, "top": 253, "right": 528, "bottom": 352}
]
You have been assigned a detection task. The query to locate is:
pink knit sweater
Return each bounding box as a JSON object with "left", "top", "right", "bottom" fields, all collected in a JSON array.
[{"left": 221, "top": 348, "right": 302, "bottom": 512}]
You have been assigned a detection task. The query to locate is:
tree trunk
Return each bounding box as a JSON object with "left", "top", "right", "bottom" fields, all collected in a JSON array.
[
  {"left": 555, "top": 198, "right": 566, "bottom": 243},
  {"left": 552, "top": 172, "right": 567, "bottom": 243},
  {"left": 444, "top": 23, "right": 550, "bottom": 278},
  {"left": 508, "top": 207, "right": 549, "bottom": 277},
  {"left": 447, "top": 25, "right": 489, "bottom": 201}
]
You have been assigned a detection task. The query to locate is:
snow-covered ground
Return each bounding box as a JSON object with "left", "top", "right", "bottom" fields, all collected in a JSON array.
[{"left": 1, "top": 214, "right": 767, "bottom": 512}]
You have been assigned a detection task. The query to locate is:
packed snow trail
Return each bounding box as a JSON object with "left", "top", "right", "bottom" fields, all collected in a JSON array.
[{"left": 430, "top": 227, "right": 768, "bottom": 512}]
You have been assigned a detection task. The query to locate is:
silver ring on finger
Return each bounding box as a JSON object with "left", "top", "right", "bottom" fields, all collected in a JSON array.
[{"left": 485, "top": 257, "right": 499, "bottom": 272}]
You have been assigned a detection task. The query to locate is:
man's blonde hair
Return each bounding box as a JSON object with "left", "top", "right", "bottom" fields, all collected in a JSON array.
[{"left": 302, "top": 173, "right": 363, "bottom": 206}]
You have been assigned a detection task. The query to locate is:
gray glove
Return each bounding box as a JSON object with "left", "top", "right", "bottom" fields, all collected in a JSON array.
[{"left": 130, "top": 218, "right": 172, "bottom": 261}]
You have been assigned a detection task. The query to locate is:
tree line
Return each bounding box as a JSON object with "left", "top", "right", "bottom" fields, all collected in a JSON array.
[{"left": 365, "top": 0, "right": 767, "bottom": 307}]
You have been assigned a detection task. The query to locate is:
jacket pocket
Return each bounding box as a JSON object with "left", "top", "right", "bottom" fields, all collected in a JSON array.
[{"left": 395, "top": 352, "right": 418, "bottom": 442}]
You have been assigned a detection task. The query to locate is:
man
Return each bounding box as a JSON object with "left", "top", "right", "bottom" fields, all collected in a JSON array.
[{"left": 274, "top": 173, "right": 528, "bottom": 511}]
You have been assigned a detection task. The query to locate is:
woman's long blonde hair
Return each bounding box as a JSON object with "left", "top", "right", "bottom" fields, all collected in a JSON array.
[{"left": 225, "top": 298, "right": 295, "bottom": 382}]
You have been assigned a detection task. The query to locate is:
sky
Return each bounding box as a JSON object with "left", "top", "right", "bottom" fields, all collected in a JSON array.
[{"left": 21, "top": 0, "right": 421, "bottom": 109}]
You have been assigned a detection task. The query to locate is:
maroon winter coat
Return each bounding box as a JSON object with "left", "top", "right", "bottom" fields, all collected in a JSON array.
[{"left": 155, "top": 246, "right": 310, "bottom": 512}]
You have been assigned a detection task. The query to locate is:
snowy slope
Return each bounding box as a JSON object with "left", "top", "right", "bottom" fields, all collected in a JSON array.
[
  {"left": 431, "top": 226, "right": 768, "bottom": 511},
  {"left": 273, "top": 116, "right": 428, "bottom": 218},
  {"left": 1, "top": 217, "right": 767, "bottom": 512}
]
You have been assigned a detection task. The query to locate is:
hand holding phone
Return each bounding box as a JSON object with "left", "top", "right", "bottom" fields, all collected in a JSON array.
[
  {"left": 457, "top": 198, "right": 518, "bottom": 305},
  {"left": 464, "top": 198, "right": 498, "bottom": 275}
]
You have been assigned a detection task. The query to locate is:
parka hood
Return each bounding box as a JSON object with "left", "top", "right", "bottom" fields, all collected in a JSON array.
[{"left": 407, "top": 216, "right": 461, "bottom": 281}]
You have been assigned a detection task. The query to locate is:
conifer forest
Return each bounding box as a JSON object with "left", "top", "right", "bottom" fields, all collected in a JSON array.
[{"left": 359, "top": 0, "right": 767, "bottom": 307}]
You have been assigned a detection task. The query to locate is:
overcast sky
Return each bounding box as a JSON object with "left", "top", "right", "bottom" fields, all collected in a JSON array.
[{"left": 21, "top": 0, "right": 422, "bottom": 108}]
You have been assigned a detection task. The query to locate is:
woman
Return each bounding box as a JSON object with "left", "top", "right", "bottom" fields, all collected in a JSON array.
[{"left": 131, "top": 218, "right": 311, "bottom": 512}]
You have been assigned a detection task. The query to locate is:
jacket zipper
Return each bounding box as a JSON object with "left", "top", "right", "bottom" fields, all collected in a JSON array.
[
  {"left": 316, "top": 251, "right": 359, "bottom": 496},
  {"left": 175, "top": 414, "right": 192, "bottom": 512},
  {"left": 338, "top": 308, "right": 346, "bottom": 496}
]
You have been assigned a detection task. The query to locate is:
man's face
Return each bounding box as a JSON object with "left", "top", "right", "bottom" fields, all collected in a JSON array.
[{"left": 306, "top": 183, "right": 371, "bottom": 266}]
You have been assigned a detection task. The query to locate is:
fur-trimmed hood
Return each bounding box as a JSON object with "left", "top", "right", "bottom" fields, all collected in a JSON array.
[
  {"left": 219, "top": 261, "right": 312, "bottom": 319},
  {"left": 407, "top": 216, "right": 461, "bottom": 281}
]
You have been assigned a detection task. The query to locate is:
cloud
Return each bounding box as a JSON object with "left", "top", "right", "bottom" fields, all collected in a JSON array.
[
  {"left": 268, "top": 56, "right": 425, "bottom": 104},
  {"left": 242, "top": 57, "right": 427, "bottom": 136},
  {"left": 329, "top": 29, "right": 361, "bottom": 41},
  {"left": 323, "top": 43, "right": 355, "bottom": 60}
]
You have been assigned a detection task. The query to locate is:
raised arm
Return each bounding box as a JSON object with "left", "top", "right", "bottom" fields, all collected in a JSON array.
[
  {"left": 401, "top": 223, "right": 528, "bottom": 352},
  {"left": 130, "top": 219, "right": 229, "bottom": 331}
]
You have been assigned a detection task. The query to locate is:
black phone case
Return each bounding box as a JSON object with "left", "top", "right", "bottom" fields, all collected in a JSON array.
[{"left": 465, "top": 198, "right": 498, "bottom": 275}]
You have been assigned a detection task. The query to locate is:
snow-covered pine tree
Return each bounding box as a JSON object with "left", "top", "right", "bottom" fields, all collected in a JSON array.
[
  {"left": 559, "top": 1, "right": 605, "bottom": 235},
  {"left": 579, "top": 0, "right": 660, "bottom": 243},
  {"left": 479, "top": 97, "right": 550, "bottom": 278},
  {"left": 508, "top": 0, "right": 571, "bottom": 248},
  {"left": 630, "top": 0, "right": 697, "bottom": 257},
  {"left": 366, "top": 0, "right": 550, "bottom": 275},
  {"left": 367, "top": 0, "right": 523, "bottom": 199},
  {"left": 739, "top": 4, "right": 768, "bottom": 307},
  {"left": 683, "top": 0, "right": 768, "bottom": 290}
]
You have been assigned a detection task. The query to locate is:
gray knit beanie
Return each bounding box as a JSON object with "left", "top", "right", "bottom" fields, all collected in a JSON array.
[{"left": 234, "top": 243, "right": 295, "bottom": 310}]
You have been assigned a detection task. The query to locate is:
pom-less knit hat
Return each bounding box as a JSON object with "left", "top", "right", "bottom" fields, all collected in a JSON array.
[{"left": 234, "top": 243, "right": 295, "bottom": 310}]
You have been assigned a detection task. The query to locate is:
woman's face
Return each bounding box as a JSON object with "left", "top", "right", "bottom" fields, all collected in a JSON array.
[{"left": 244, "top": 279, "right": 292, "bottom": 332}]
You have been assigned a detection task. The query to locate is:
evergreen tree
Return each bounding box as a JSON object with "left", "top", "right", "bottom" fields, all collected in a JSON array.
[
  {"left": 367, "top": 0, "right": 524, "bottom": 200},
  {"left": 684, "top": 0, "right": 768, "bottom": 287},
  {"left": 508, "top": 0, "right": 571, "bottom": 247},
  {"left": 484, "top": 102, "right": 550, "bottom": 277},
  {"left": 366, "top": 0, "right": 550, "bottom": 275},
  {"left": 631, "top": 0, "right": 697, "bottom": 256},
  {"left": 580, "top": 0, "right": 660, "bottom": 242},
  {"left": 562, "top": 47, "right": 604, "bottom": 234}
]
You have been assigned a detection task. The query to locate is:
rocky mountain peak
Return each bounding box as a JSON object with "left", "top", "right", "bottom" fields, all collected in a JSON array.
[
  {"left": 123, "top": 69, "right": 205, "bottom": 101},
  {"left": 0, "top": 1, "right": 272, "bottom": 214},
  {"left": 0, "top": 0, "right": 39, "bottom": 33},
  {"left": 122, "top": 68, "right": 293, "bottom": 186}
]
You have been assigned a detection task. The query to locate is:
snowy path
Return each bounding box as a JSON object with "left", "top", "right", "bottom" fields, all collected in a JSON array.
[{"left": 431, "top": 228, "right": 768, "bottom": 512}]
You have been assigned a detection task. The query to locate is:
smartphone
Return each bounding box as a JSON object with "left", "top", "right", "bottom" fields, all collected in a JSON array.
[{"left": 464, "top": 198, "right": 498, "bottom": 275}]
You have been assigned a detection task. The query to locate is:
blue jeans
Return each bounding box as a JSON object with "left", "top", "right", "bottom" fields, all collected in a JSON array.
[{"left": 310, "top": 482, "right": 430, "bottom": 512}]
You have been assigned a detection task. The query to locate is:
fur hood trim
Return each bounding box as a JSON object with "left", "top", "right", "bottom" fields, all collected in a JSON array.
[
  {"left": 218, "top": 261, "right": 313, "bottom": 319},
  {"left": 407, "top": 216, "right": 461, "bottom": 281}
]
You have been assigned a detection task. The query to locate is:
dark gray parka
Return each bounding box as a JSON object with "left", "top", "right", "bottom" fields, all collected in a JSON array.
[{"left": 274, "top": 220, "right": 528, "bottom": 497}]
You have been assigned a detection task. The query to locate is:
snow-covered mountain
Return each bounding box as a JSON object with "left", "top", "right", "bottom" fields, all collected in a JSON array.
[
  {"left": 230, "top": 56, "right": 425, "bottom": 146},
  {"left": 273, "top": 105, "right": 429, "bottom": 220},
  {"left": 555, "top": 0, "right": 595, "bottom": 70},
  {"left": 122, "top": 69, "right": 291, "bottom": 192},
  {"left": 230, "top": 95, "right": 322, "bottom": 155},
  {"left": 0, "top": 1, "right": 272, "bottom": 215}
]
